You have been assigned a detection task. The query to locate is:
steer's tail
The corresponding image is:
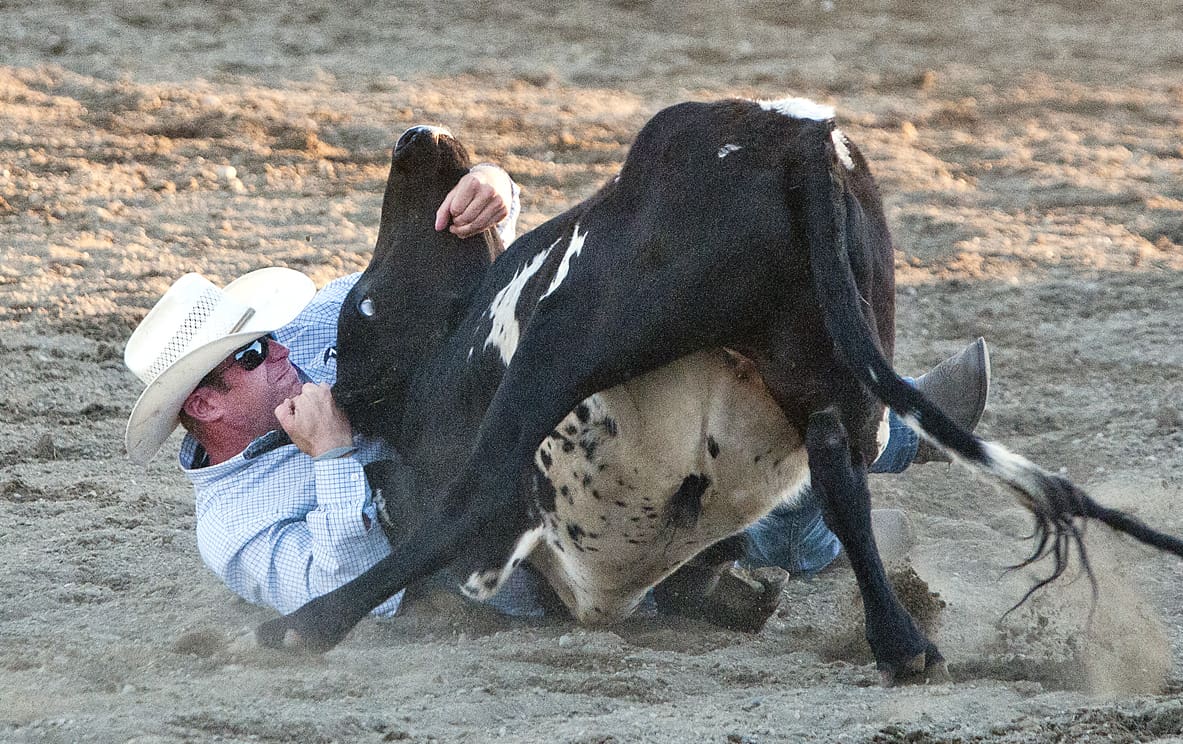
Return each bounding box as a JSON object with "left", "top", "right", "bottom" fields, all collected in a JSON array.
[{"left": 798, "top": 119, "right": 1183, "bottom": 596}]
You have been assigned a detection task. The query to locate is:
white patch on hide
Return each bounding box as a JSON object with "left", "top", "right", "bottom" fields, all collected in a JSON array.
[
  {"left": 541, "top": 224, "right": 587, "bottom": 301},
  {"left": 483, "top": 244, "right": 555, "bottom": 365},
  {"left": 875, "top": 407, "right": 891, "bottom": 462},
  {"left": 717, "top": 143, "right": 742, "bottom": 158},
  {"left": 757, "top": 96, "right": 835, "bottom": 122},
  {"left": 461, "top": 526, "right": 545, "bottom": 600},
  {"left": 831, "top": 128, "right": 855, "bottom": 170}
]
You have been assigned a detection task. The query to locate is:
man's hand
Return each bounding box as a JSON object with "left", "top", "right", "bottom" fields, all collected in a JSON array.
[
  {"left": 434, "top": 163, "right": 512, "bottom": 238},
  {"left": 276, "top": 382, "right": 354, "bottom": 458}
]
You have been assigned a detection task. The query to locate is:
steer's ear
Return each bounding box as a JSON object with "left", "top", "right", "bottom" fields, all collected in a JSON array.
[{"left": 482, "top": 229, "right": 505, "bottom": 261}]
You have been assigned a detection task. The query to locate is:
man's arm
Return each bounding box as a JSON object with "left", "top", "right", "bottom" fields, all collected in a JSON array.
[
  {"left": 280, "top": 455, "right": 401, "bottom": 613},
  {"left": 194, "top": 455, "right": 402, "bottom": 617}
]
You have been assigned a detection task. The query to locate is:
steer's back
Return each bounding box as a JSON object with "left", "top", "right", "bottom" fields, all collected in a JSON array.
[{"left": 524, "top": 349, "right": 811, "bottom": 623}]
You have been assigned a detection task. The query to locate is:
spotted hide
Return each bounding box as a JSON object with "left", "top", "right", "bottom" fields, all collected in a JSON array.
[{"left": 258, "top": 98, "right": 1183, "bottom": 684}]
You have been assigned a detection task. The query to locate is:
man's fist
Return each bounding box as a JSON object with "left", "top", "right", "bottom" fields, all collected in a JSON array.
[{"left": 275, "top": 382, "right": 354, "bottom": 458}]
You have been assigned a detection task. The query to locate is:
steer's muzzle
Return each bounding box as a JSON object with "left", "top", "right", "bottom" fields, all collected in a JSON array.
[
  {"left": 331, "top": 380, "right": 385, "bottom": 437},
  {"left": 394, "top": 125, "right": 453, "bottom": 154},
  {"left": 330, "top": 381, "right": 359, "bottom": 410}
]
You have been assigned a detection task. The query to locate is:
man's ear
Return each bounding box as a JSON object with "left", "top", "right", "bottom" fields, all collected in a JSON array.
[{"left": 182, "top": 388, "right": 222, "bottom": 424}]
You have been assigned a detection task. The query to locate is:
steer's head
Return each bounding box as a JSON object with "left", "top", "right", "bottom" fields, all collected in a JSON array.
[{"left": 334, "top": 125, "right": 499, "bottom": 439}]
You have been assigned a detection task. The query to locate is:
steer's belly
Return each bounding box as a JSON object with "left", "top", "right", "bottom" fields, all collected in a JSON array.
[{"left": 526, "top": 349, "right": 811, "bottom": 623}]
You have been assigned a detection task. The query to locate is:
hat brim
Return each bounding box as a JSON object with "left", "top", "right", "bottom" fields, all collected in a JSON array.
[{"left": 125, "top": 268, "right": 317, "bottom": 464}]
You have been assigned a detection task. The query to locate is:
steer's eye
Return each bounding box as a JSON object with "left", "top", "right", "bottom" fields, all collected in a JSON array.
[{"left": 359, "top": 297, "right": 376, "bottom": 317}]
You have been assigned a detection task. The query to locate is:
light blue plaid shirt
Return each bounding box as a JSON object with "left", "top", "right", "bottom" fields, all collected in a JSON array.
[{"left": 181, "top": 182, "right": 543, "bottom": 618}]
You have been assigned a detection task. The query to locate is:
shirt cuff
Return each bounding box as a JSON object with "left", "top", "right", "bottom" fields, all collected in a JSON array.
[
  {"left": 499, "top": 178, "right": 521, "bottom": 245},
  {"left": 312, "top": 455, "right": 369, "bottom": 506},
  {"left": 471, "top": 163, "right": 519, "bottom": 246},
  {"left": 313, "top": 445, "right": 358, "bottom": 461}
]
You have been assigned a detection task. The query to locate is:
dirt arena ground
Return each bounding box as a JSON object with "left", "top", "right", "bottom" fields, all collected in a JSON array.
[{"left": 3, "top": 1, "right": 1183, "bottom": 741}]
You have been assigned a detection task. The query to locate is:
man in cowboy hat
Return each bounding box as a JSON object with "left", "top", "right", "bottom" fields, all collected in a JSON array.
[
  {"left": 124, "top": 163, "right": 539, "bottom": 616},
  {"left": 124, "top": 161, "right": 990, "bottom": 622}
]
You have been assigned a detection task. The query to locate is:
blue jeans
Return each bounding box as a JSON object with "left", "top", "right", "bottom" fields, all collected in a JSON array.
[{"left": 742, "top": 405, "right": 919, "bottom": 575}]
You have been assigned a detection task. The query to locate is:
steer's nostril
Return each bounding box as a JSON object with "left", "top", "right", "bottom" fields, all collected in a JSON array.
[{"left": 394, "top": 126, "right": 429, "bottom": 153}]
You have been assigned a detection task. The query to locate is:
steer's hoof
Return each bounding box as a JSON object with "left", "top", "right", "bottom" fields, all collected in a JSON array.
[
  {"left": 256, "top": 611, "right": 350, "bottom": 654},
  {"left": 256, "top": 618, "right": 304, "bottom": 651},
  {"left": 254, "top": 591, "right": 363, "bottom": 653},
  {"left": 701, "top": 565, "right": 789, "bottom": 633},
  {"left": 879, "top": 647, "right": 950, "bottom": 687}
]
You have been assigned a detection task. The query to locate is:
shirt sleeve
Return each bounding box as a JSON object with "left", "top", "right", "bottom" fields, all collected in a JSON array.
[
  {"left": 496, "top": 172, "right": 521, "bottom": 246},
  {"left": 304, "top": 456, "right": 398, "bottom": 603}
]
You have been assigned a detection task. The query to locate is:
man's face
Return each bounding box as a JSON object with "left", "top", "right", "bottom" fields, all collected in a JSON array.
[{"left": 200, "top": 335, "right": 304, "bottom": 435}]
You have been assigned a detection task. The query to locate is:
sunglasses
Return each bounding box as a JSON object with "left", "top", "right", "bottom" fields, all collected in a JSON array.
[
  {"left": 198, "top": 334, "right": 275, "bottom": 389},
  {"left": 228, "top": 334, "right": 273, "bottom": 372}
]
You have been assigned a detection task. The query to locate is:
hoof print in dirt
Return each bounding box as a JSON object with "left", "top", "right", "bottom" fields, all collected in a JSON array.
[
  {"left": 172, "top": 629, "right": 227, "bottom": 658},
  {"left": 30, "top": 432, "right": 58, "bottom": 460}
]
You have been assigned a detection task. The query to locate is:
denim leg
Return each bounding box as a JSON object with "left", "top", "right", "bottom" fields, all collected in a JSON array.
[
  {"left": 743, "top": 489, "right": 841, "bottom": 575},
  {"left": 742, "top": 386, "right": 919, "bottom": 575},
  {"left": 870, "top": 406, "right": 919, "bottom": 474}
]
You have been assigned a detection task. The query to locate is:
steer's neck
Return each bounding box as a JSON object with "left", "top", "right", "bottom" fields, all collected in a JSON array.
[{"left": 368, "top": 221, "right": 497, "bottom": 429}]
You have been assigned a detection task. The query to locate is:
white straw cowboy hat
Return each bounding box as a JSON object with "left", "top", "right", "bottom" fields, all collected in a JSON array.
[{"left": 124, "top": 267, "right": 317, "bottom": 464}]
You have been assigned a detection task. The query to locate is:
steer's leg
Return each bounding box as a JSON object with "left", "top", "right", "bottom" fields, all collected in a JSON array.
[
  {"left": 805, "top": 407, "right": 948, "bottom": 686},
  {"left": 256, "top": 482, "right": 511, "bottom": 651}
]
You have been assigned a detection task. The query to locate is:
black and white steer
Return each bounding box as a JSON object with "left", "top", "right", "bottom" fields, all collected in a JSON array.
[{"left": 258, "top": 97, "right": 1183, "bottom": 683}]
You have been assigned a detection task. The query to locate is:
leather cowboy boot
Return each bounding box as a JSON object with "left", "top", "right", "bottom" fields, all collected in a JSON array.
[{"left": 912, "top": 337, "right": 991, "bottom": 464}]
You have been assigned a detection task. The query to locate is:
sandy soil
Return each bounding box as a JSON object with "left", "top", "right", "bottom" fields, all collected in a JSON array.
[{"left": 3, "top": 1, "right": 1183, "bottom": 741}]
